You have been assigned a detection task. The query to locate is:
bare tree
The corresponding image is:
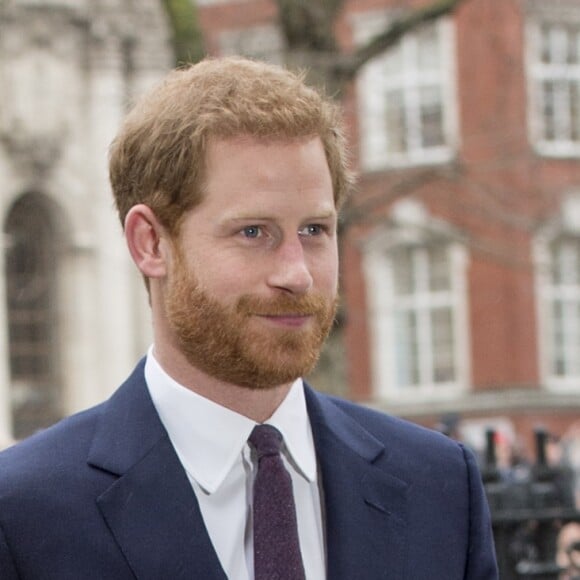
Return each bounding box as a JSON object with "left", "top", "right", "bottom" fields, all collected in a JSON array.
[
  {"left": 276, "top": 0, "right": 470, "bottom": 96},
  {"left": 162, "top": 0, "right": 469, "bottom": 92},
  {"left": 161, "top": 0, "right": 205, "bottom": 65}
]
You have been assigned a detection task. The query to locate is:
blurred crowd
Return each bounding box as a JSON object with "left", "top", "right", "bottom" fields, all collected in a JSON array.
[
  {"left": 436, "top": 416, "right": 580, "bottom": 579},
  {"left": 487, "top": 424, "right": 580, "bottom": 580}
]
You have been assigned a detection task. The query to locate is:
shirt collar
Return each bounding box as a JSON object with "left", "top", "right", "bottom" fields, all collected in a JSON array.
[
  {"left": 145, "top": 348, "right": 317, "bottom": 494},
  {"left": 265, "top": 381, "right": 318, "bottom": 483}
]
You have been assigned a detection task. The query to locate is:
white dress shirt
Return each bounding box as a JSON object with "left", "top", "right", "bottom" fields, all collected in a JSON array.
[{"left": 145, "top": 349, "right": 326, "bottom": 580}]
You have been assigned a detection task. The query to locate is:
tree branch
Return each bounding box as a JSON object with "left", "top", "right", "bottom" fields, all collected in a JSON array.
[
  {"left": 340, "top": 166, "right": 454, "bottom": 229},
  {"left": 276, "top": 0, "right": 344, "bottom": 52},
  {"left": 161, "top": 0, "right": 205, "bottom": 65},
  {"left": 338, "top": 0, "right": 470, "bottom": 82}
]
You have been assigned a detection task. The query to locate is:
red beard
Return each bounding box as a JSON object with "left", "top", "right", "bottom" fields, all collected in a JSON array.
[{"left": 164, "top": 260, "right": 337, "bottom": 389}]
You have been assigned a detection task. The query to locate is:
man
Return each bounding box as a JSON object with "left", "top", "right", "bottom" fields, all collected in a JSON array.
[
  {"left": 0, "top": 57, "right": 498, "bottom": 579},
  {"left": 557, "top": 522, "right": 580, "bottom": 580}
]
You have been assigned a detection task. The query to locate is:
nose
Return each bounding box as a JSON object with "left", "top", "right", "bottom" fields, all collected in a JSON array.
[{"left": 267, "top": 237, "right": 313, "bottom": 295}]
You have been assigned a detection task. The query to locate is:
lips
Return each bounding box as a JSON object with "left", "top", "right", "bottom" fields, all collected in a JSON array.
[
  {"left": 254, "top": 311, "right": 316, "bottom": 317},
  {"left": 255, "top": 313, "right": 313, "bottom": 328}
]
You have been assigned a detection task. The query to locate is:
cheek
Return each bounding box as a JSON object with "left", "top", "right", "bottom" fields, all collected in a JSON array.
[
  {"left": 313, "top": 256, "right": 339, "bottom": 293},
  {"left": 195, "top": 258, "right": 263, "bottom": 298}
]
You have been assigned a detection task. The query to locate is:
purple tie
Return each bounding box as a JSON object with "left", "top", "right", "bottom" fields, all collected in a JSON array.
[{"left": 249, "top": 424, "right": 306, "bottom": 580}]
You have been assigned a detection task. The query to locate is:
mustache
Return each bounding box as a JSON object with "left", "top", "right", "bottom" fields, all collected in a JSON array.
[{"left": 236, "top": 293, "right": 335, "bottom": 317}]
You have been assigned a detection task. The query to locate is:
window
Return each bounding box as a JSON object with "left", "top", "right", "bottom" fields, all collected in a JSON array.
[
  {"left": 391, "top": 245, "right": 458, "bottom": 388},
  {"left": 364, "top": 202, "right": 469, "bottom": 399},
  {"left": 535, "top": 193, "right": 580, "bottom": 390},
  {"left": 527, "top": 17, "right": 580, "bottom": 155},
  {"left": 355, "top": 13, "right": 456, "bottom": 169},
  {"left": 4, "top": 194, "right": 63, "bottom": 439},
  {"left": 544, "top": 236, "right": 580, "bottom": 381}
]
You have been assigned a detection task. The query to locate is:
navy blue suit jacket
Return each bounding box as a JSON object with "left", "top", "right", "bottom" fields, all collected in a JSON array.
[{"left": 0, "top": 360, "right": 498, "bottom": 578}]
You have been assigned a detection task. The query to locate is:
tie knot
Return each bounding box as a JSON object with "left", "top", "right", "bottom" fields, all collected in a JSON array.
[{"left": 249, "top": 424, "right": 283, "bottom": 459}]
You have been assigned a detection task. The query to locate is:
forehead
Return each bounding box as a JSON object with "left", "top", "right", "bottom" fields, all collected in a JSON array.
[
  {"left": 204, "top": 134, "right": 328, "bottom": 173},
  {"left": 199, "top": 135, "right": 335, "bottom": 213}
]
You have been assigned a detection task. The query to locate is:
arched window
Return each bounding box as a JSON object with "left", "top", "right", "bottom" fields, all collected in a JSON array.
[{"left": 4, "top": 193, "right": 63, "bottom": 439}]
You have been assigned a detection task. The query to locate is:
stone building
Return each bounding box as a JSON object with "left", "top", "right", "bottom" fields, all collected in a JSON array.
[{"left": 0, "top": 0, "right": 172, "bottom": 441}]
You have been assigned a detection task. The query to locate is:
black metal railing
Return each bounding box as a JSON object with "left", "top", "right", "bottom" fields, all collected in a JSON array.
[{"left": 482, "top": 427, "right": 580, "bottom": 579}]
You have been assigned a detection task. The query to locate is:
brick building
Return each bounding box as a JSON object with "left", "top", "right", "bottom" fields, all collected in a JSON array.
[{"left": 197, "top": 0, "right": 580, "bottom": 459}]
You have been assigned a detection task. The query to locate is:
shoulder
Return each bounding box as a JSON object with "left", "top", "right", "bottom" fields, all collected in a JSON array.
[
  {"left": 0, "top": 358, "right": 151, "bottom": 492},
  {"left": 308, "top": 387, "right": 477, "bottom": 478},
  {"left": 0, "top": 403, "right": 104, "bottom": 491},
  {"left": 314, "top": 388, "right": 458, "bottom": 447}
]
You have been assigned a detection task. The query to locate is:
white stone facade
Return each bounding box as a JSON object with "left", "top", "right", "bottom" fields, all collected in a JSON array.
[{"left": 0, "top": 0, "right": 173, "bottom": 441}]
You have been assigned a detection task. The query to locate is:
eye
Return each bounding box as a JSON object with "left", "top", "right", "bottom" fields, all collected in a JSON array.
[
  {"left": 299, "top": 224, "right": 324, "bottom": 237},
  {"left": 241, "top": 225, "right": 262, "bottom": 239}
]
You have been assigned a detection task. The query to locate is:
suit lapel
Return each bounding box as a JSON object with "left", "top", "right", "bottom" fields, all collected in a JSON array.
[
  {"left": 87, "top": 361, "right": 227, "bottom": 580},
  {"left": 305, "top": 387, "right": 409, "bottom": 580}
]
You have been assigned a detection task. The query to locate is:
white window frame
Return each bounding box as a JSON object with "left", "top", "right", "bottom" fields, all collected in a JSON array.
[
  {"left": 526, "top": 2, "right": 580, "bottom": 157},
  {"left": 353, "top": 10, "right": 458, "bottom": 171},
  {"left": 363, "top": 201, "right": 470, "bottom": 402},
  {"left": 535, "top": 193, "right": 580, "bottom": 390}
]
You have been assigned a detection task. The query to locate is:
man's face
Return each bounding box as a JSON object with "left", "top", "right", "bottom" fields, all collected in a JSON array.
[
  {"left": 558, "top": 523, "right": 580, "bottom": 580},
  {"left": 163, "top": 136, "right": 339, "bottom": 389}
]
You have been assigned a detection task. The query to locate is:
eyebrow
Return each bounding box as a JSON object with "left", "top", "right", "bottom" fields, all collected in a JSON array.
[{"left": 221, "top": 210, "right": 338, "bottom": 223}]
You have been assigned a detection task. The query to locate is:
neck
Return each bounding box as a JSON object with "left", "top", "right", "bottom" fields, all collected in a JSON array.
[{"left": 152, "top": 343, "right": 293, "bottom": 423}]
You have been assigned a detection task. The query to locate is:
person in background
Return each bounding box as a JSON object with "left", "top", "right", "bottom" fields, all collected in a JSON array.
[
  {"left": 0, "top": 56, "right": 498, "bottom": 579},
  {"left": 557, "top": 522, "right": 580, "bottom": 580}
]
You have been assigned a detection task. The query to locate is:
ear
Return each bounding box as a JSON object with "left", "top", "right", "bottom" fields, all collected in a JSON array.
[{"left": 124, "top": 204, "right": 171, "bottom": 279}]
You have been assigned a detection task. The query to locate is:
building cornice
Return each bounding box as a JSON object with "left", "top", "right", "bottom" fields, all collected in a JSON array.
[{"left": 366, "top": 387, "right": 580, "bottom": 418}]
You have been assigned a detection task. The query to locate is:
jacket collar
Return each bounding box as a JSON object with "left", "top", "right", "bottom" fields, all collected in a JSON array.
[
  {"left": 87, "top": 360, "right": 227, "bottom": 579},
  {"left": 305, "top": 385, "right": 409, "bottom": 580}
]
